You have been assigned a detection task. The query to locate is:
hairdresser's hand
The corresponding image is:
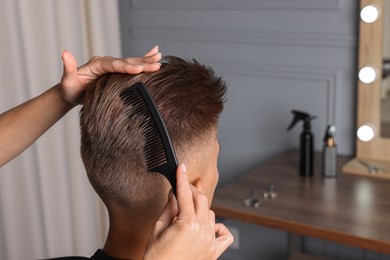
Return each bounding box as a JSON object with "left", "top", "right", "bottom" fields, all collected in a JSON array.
[
  {"left": 60, "top": 46, "right": 162, "bottom": 104},
  {"left": 144, "top": 164, "right": 234, "bottom": 260}
]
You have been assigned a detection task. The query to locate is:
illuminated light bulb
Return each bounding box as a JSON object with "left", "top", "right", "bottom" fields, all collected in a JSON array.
[
  {"left": 357, "top": 124, "right": 375, "bottom": 142},
  {"left": 358, "top": 66, "right": 377, "bottom": 84},
  {"left": 360, "top": 5, "right": 379, "bottom": 23}
]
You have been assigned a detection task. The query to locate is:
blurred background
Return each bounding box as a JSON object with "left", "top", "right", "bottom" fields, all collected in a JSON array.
[{"left": 0, "top": 0, "right": 388, "bottom": 259}]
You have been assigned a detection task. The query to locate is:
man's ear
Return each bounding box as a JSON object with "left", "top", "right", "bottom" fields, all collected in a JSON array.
[{"left": 192, "top": 178, "right": 203, "bottom": 192}]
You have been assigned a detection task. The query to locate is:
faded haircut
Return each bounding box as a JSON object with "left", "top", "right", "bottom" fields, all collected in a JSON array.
[{"left": 79, "top": 56, "right": 226, "bottom": 208}]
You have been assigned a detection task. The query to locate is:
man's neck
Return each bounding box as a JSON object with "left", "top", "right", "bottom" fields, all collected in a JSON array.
[{"left": 103, "top": 210, "right": 158, "bottom": 260}]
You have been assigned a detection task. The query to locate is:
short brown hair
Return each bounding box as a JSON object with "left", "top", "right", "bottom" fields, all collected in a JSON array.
[{"left": 80, "top": 56, "right": 226, "bottom": 208}]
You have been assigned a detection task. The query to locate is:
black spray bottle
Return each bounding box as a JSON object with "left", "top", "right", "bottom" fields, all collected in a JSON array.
[{"left": 287, "top": 110, "right": 316, "bottom": 177}]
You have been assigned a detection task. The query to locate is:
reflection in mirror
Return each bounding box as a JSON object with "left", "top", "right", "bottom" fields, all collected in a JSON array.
[{"left": 381, "top": 1, "right": 390, "bottom": 138}]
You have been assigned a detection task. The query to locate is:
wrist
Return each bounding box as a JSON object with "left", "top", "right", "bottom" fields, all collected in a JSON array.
[{"left": 54, "top": 83, "right": 77, "bottom": 109}]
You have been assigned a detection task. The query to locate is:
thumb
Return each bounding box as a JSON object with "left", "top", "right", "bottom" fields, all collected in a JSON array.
[
  {"left": 152, "top": 190, "right": 179, "bottom": 235},
  {"left": 61, "top": 50, "right": 77, "bottom": 80}
]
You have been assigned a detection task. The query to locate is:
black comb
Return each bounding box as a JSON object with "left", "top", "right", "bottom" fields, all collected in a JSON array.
[{"left": 120, "top": 82, "right": 178, "bottom": 195}]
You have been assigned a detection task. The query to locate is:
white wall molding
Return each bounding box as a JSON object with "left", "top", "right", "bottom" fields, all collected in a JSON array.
[
  {"left": 128, "top": 27, "right": 356, "bottom": 48},
  {"left": 130, "top": 0, "right": 342, "bottom": 11},
  {"left": 208, "top": 60, "right": 339, "bottom": 124}
]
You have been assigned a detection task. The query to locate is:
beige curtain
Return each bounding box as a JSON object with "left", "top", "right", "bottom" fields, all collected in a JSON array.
[{"left": 0, "top": 0, "right": 121, "bottom": 258}]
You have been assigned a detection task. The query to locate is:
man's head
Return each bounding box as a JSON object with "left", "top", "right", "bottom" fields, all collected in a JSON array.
[{"left": 80, "top": 56, "right": 226, "bottom": 214}]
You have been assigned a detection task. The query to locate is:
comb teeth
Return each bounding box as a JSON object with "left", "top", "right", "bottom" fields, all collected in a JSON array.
[
  {"left": 120, "top": 82, "right": 178, "bottom": 195},
  {"left": 143, "top": 123, "right": 168, "bottom": 169},
  {"left": 120, "top": 85, "right": 168, "bottom": 170}
]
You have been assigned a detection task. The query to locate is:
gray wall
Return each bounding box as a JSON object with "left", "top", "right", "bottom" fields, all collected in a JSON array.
[{"left": 118, "top": 0, "right": 389, "bottom": 259}]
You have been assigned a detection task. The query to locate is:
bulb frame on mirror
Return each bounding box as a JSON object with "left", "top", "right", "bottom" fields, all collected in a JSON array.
[{"left": 343, "top": 0, "right": 390, "bottom": 178}]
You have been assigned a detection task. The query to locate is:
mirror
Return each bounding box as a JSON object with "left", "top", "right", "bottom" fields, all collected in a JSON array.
[
  {"left": 343, "top": 0, "right": 390, "bottom": 178},
  {"left": 381, "top": 1, "right": 390, "bottom": 138}
]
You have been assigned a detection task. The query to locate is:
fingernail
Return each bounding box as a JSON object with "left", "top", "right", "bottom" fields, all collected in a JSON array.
[
  {"left": 136, "top": 65, "right": 144, "bottom": 69},
  {"left": 181, "top": 163, "right": 187, "bottom": 173},
  {"left": 168, "top": 189, "right": 173, "bottom": 199}
]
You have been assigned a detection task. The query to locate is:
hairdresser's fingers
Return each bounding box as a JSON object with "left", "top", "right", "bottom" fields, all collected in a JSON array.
[
  {"left": 209, "top": 210, "right": 216, "bottom": 229},
  {"left": 86, "top": 46, "right": 162, "bottom": 74},
  {"left": 83, "top": 55, "right": 161, "bottom": 76},
  {"left": 175, "top": 164, "right": 196, "bottom": 219},
  {"left": 125, "top": 46, "right": 162, "bottom": 65},
  {"left": 142, "top": 52, "right": 162, "bottom": 64},
  {"left": 123, "top": 53, "right": 162, "bottom": 72},
  {"left": 144, "top": 46, "right": 159, "bottom": 57},
  {"left": 152, "top": 190, "right": 179, "bottom": 234},
  {"left": 138, "top": 61, "right": 161, "bottom": 73},
  {"left": 79, "top": 56, "right": 144, "bottom": 77},
  {"left": 124, "top": 52, "right": 161, "bottom": 64},
  {"left": 214, "top": 223, "right": 234, "bottom": 258},
  {"left": 189, "top": 184, "right": 211, "bottom": 223}
]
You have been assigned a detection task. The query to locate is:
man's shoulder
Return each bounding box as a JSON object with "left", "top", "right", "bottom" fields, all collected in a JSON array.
[
  {"left": 41, "top": 249, "right": 117, "bottom": 260},
  {"left": 42, "top": 257, "right": 89, "bottom": 260},
  {"left": 90, "top": 249, "right": 119, "bottom": 260}
]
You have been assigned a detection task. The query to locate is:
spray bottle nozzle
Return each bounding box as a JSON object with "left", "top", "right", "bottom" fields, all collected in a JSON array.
[
  {"left": 286, "top": 110, "right": 317, "bottom": 132},
  {"left": 323, "top": 125, "right": 336, "bottom": 147},
  {"left": 323, "top": 125, "right": 336, "bottom": 141}
]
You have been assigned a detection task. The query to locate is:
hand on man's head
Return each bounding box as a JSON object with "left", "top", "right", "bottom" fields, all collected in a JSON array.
[{"left": 60, "top": 46, "right": 162, "bottom": 105}]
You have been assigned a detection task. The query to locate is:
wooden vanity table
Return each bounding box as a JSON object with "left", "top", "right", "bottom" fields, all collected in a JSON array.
[{"left": 212, "top": 149, "right": 390, "bottom": 255}]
